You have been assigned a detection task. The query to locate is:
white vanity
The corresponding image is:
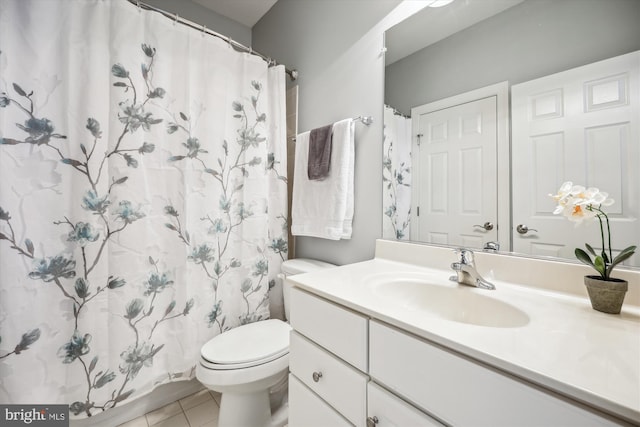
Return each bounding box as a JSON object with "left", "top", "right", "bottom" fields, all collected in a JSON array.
[{"left": 286, "top": 240, "right": 640, "bottom": 426}]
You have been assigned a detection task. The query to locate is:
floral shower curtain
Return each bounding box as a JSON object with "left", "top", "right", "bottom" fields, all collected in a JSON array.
[
  {"left": 383, "top": 105, "right": 412, "bottom": 240},
  {"left": 0, "top": 0, "right": 288, "bottom": 418}
]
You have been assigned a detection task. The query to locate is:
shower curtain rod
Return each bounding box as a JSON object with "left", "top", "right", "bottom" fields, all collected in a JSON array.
[
  {"left": 126, "top": 0, "right": 298, "bottom": 81},
  {"left": 385, "top": 104, "right": 410, "bottom": 119}
]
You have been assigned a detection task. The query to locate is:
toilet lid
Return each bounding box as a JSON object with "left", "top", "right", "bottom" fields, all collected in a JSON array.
[{"left": 201, "top": 319, "right": 291, "bottom": 369}]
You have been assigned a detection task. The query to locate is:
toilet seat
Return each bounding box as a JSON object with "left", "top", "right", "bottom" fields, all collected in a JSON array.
[{"left": 200, "top": 319, "right": 291, "bottom": 370}]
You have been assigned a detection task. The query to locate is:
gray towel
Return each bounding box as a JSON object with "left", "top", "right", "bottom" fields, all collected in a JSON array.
[{"left": 307, "top": 124, "right": 333, "bottom": 180}]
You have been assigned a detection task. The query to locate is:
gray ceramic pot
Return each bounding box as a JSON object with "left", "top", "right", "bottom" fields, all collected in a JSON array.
[{"left": 584, "top": 275, "right": 628, "bottom": 314}]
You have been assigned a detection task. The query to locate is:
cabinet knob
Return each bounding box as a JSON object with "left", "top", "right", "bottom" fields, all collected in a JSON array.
[
  {"left": 312, "top": 371, "right": 323, "bottom": 382},
  {"left": 367, "top": 416, "right": 379, "bottom": 427}
]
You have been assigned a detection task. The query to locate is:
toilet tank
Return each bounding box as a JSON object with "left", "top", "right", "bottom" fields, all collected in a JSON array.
[{"left": 281, "top": 258, "right": 335, "bottom": 321}]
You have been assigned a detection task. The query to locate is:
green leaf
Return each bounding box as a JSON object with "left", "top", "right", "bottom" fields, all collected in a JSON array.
[
  {"left": 594, "top": 256, "right": 606, "bottom": 277},
  {"left": 585, "top": 243, "right": 597, "bottom": 256},
  {"left": 606, "top": 246, "right": 637, "bottom": 277},
  {"left": 574, "top": 248, "right": 594, "bottom": 268},
  {"left": 614, "top": 245, "right": 637, "bottom": 262}
]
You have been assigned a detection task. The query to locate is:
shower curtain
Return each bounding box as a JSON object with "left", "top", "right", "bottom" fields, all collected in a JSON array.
[
  {"left": 0, "top": 0, "right": 288, "bottom": 418},
  {"left": 383, "top": 105, "right": 412, "bottom": 240}
]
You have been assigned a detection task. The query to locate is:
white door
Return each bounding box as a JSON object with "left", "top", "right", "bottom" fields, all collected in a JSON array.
[
  {"left": 411, "top": 96, "right": 498, "bottom": 249},
  {"left": 512, "top": 51, "right": 639, "bottom": 265}
]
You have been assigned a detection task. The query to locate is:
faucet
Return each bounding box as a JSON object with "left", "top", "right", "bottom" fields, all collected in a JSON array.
[{"left": 450, "top": 248, "right": 496, "bottom": 290}]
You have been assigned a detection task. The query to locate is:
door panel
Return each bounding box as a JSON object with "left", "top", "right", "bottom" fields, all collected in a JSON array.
[
  {"left": 412, "top": 96, "right": 498, "bottom": 249},
  {"left": 512, "top": 51, "right": 639, "bottom": 265}
]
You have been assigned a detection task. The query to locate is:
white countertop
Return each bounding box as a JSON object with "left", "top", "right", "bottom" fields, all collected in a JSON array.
[{"left": 288, "top": 242, "right": 640, "bottom": 424}]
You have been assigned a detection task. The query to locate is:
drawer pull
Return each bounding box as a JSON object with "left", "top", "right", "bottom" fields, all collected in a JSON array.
[
  {"left": 367, "top": 416, "right": 379, "bottom": 427},
  {"left": 312, "top": 371, "right": 323, "bottom": 382}
]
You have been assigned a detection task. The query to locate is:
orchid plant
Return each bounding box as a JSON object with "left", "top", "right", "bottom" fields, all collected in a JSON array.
[{"left": 550, "top": 181, "right": 636, "bottom": 280}]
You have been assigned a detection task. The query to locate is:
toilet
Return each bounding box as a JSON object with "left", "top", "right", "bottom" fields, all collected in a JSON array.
[{"left": 196, "top": 258, "right": 335, "bottom": 427}]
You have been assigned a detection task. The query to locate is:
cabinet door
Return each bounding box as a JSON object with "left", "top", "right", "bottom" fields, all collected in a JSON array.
[
  {"left": 368, "top": 382, "right": 444, "bottom": 427},
  {"left": 289, "top": 374, "right": 353, "bottom": 427},
  {"left": 369, "top": 320, "right": 626, "bottom": 426}
]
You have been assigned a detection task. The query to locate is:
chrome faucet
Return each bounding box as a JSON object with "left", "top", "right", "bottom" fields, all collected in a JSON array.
[{"left": 450, "top": 248, "right": 496, "bottom": 290}]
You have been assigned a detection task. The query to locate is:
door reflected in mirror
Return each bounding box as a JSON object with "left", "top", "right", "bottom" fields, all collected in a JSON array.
[{"left": 382, "top": 0, "right": 640, "bottom": 267}]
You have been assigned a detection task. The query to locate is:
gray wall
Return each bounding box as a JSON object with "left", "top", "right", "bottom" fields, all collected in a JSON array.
[
  {"left": 386, "top": 0, "right": 640, "bottom": 116},
  {"left": 143, "top": 0, "right": 251, "bottom": 46},
  {"left": 253, "top": 0, "right": 402, "bottom": 265}
]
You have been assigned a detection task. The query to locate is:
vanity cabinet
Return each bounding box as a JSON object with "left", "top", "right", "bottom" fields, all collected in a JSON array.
[
  {"left": 289, "top": 287, "right": 630, "bottom": 426},
  {"left": 289, "top": 287, "right": 368, "bottom": 427},
  {"left": 289, "top": 287, "right": 442, "bottom": 427}
]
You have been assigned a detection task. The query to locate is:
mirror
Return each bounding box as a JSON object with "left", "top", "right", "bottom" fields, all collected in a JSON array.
[{"left": 383, "top": 0, "right": 640, "bottom": 266}]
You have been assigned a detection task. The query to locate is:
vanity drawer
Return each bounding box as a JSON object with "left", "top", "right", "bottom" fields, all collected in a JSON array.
[
  {"left": 289, "top": 374, "right": 353, "bottom": 427},
  {"left": 368, "top": 381, "right": 444, "bottom": 427},
  {"left": 290, "top": 287, "right": 368, "bottom": 371},
  {"left": 290, "top": 331, "right": 368, "bottom": 427},
  {"left": 369, "top": 320, "right": 625, "bottom": 427}
]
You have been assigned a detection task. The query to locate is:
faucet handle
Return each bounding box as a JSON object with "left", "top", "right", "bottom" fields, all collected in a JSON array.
[{"left": 453, "top": 248, "right": 475, "bottom": 265}]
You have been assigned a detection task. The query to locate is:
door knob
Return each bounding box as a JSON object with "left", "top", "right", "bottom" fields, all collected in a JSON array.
[
  {"left": 516, "top": 224, "right": 538, "bottom": 234},
  {"left": 312, "top": 371, "right": 322, "bottom": 382},
  {"left": 473, "top": 221, "right": 494, "bottom": 231}
]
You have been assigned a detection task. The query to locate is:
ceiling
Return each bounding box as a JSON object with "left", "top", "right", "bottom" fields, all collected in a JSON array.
[
  {"left": 193, "top": 0, "right": 279, "bottom": 27},
  {"left": 385, "top": 0, "right": 524, "bottom": 65}
]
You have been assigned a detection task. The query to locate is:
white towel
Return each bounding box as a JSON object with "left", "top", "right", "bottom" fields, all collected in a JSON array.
[{"left": 291, "top": 118, "right": 355, "bottom": 240}]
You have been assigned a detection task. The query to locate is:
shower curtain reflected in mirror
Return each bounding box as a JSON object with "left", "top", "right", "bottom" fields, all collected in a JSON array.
[
  {"left": 0, "top": 0, "right": 288, "bottom": 419},
  {"left": 382, "top": 105, "right": 412, "bottom": 240}
]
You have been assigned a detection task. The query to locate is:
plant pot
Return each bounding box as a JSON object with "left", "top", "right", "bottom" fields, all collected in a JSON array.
[{"left": 584, "top": 275, "right": 628, "bottom": 314}]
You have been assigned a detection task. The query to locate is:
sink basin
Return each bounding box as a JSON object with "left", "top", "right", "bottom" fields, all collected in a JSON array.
[{"left": 369, "top": 275, "right": 529, "bottom": 328}]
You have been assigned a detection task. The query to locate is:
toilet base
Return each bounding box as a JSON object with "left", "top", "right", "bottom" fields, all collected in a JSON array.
[{"left": 218, "top": 389, "right": 286, "bottom": 427}]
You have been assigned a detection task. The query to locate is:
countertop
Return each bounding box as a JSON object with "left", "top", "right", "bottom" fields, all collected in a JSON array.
[{"left": 287, "top": 245, "right": 640, "bottom": 424}]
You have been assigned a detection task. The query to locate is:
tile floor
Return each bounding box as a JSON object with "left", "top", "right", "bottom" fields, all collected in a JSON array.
[{"left": 117, "top": 389, "right": 221, "bottom": 427}]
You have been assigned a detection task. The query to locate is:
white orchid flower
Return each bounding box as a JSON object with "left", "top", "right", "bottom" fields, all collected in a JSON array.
[{"left": 549, "top": 181, "right": 636, "bottom": 280}]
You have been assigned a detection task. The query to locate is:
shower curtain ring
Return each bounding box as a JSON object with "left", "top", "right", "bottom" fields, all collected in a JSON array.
[
  {"left": 173, "top": 14, "right": 179, "bottom": 25},
  {"left": 202, "top": 25, "right": 207, "bottom": 36},
  {"left": 136, "top": 0, "right": 141, "bottom": 12}
]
